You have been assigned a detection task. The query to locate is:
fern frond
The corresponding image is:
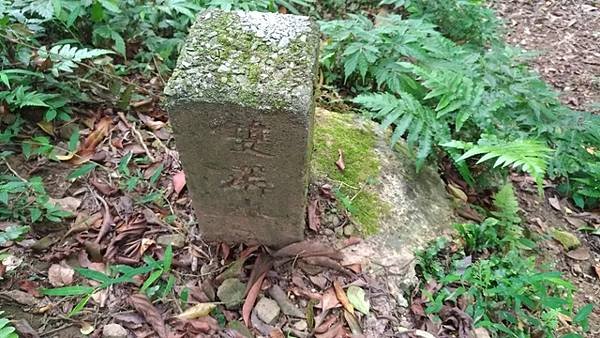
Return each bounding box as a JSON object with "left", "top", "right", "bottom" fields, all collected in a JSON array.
[
  {"left": 404, "top": 63, "right": 483, "bottom": 130},
  {"left": 353, "top": 92, "right": 448, "bottom": 170},
  {"left": 452, "top": 139, "right": 552, "bottom": 190},
  {"left": 492, "top": 184, "right": 521, "bottom": 224},
  {"left": 38, "top": 44, "right": 113, "bottom": 76}
]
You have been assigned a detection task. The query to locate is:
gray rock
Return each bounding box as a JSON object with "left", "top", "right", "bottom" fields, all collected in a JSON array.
[
  {"left": 268, "top": 285, "right": 305, "bottom": 318},
  {"left": 313, "top": 109, "right": 455, "bottom": 291},
  {"left": 156, "top": 234, "right": 185, "bottom": 248},
  {"left": 102, "top": 323, "right": 128, "bottom": 338},
  {"left": 217, "top": 278, "right": 246, "bottom": 309},
  {"left": 255, "top": 297, "right": 280, "bottom": 324},
  {"left": 164, "top": 10, "right": 320, "bottom": 247},
  {"left": 293, "top": 320, "right": 308, "bottom": 331}
]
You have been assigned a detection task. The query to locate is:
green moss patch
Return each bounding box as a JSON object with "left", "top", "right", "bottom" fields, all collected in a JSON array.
[
  {"left": 164, "top": 10, "right": 320, "bottom": 112},
  {"left": 312, "top": 109, "right": 386, "bottom": 234}
]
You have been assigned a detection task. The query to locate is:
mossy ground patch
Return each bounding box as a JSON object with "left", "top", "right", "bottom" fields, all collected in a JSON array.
[{"left": 312, "top": 109, "right": 387, "bottom": 234}]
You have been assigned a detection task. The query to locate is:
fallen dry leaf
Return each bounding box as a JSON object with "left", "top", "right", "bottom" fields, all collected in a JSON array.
[
  {"left": 79, "top": 322, "right": 94, "bottom": 335},
  {"left": 220, "top": 243, "right": 231, "bottom": 261},
  {"left": 0, "top": 290, "right": 38, "bottom": 306},
  {"left": 176, "top": 317, "right": 220, "bottom": 335},
  {"left": 242, "top": 271, "right": 267, "bottom": 327},
  {"left": 2, "top": 255, "right": 23, "bottom": 272},
  {"left": 130, "top": 293, "right": 168, "bottom": 338},
  {"left": 474, "top": 327, "right": 491, "bottom": 338},
  {"left": 173, "top": 171, "right": 186, "bottom": 195},
  {"left": 548, "top": 196, "right": 562, "bottom": 211},
  {"left": 447, "top": 183, "right": 468, "bottom": 202},
  {"left": 335, "top": 149, "right": 345, "bottom": 172},
  {"left": 565, "top": 216, "right": 587, "bottom": 228},
  {"left": 12, "top": 319, "right": 40, "bottom": 338},
  {"left": 320, "top": 288, "right": 340, "bottom": 312},
  {"left": 48, "top": 263, "right": 74, "bottom": 287},
  {"left": 315, "top": 323, "right": 345, "bottom": 338},
  {"left": 18, "top": 280, "right": 41, "bottom": 298},
  {"left": 566, "top": 247, "right": 591, "bottom": 261},
  {"left": 343, "top": 309, "right": 362, "bottom": 335},
  {"left": 73, "top": 116, "right": 112, "bottom": 164},
  {"left": 333, "top": 280, "right": 353, "bottom": 313},
  {"left": 269, "top": 329, "right": 285, "bottom": 338},
  {"left": 176, "top": 303, "right": 216, "bottom": 320},
  {"left": 315, "top": 314, "right": 338, "bottom": 334},
  {"left": 273, "top": 241, "right": 342, "bottom": 260},
  {"left": 346, "top": 285, "right": 369, "bottom": 315},
  {"left": 37, "top": 120, "right": 54, "bottom": 136},
  {"left": 307, "top": 199, "right": 320, "bottom": 232}
]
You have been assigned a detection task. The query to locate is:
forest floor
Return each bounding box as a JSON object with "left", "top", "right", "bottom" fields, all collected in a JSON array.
[
  {"left": 494, "top": 0, "right": 599, "bottom": 112},
  {"left": 495, "top": 0, "right": 600, "bottom": 333},
  {"left": 1, "top": 2, "right": 599, "bottom": 338}
]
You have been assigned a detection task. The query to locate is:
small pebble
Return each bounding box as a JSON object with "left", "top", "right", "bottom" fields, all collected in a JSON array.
[
  {"left": 293, "top": 320, "right": 308, "bottom": 331},
  {"left": 255, "top": 297, "right": 280, "bottom": 324},
  {"left": 102, "top": 323, "right": 128, "bottom": 338}
]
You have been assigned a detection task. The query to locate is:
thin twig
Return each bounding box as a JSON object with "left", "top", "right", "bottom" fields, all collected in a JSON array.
[
  {"left": 2, "top": 159, "right": 27, "bottom": 182},
  {"left": 93, "top": 190, "right": 113, "bottom": 244},
  {"left": 117, "top": 112, "right": 156, "bottom": 162},
  {"left": 350, "top": 182, "right": 367, "bottom": 202},
  {"left": 152, "top": 55, "right": 167, "bottom": 86},
  {"left": 40, "top": 323, "right": 75, "bottom": 336}
]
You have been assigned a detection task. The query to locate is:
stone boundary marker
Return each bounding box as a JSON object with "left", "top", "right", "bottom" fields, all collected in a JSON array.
[{"left": 164, "top": 10, "right": 320, "bottom": 247}]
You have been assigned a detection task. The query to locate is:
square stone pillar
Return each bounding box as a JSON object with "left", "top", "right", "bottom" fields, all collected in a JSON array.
[{"left": 164, "top": 10, "right": 320, "bottom": 247}]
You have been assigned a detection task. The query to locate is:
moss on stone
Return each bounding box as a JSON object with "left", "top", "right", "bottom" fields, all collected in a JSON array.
[
  {"left": 312, "top": 109, "right": 387, "bottom": 234},
  {"left": 164, "top": 10, "right": 320, "bottom": 114}
]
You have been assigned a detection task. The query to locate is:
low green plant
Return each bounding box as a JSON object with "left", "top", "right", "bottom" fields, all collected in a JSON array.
[
  {"left": 41, "top": 245, "right": 174, "bottom": 316},
  {"left": 1, "top": 154, "right": 71, "bottom": 225},
  {"left": 417, "top": 185, "right": 592, "bottom": 337},
  {"left": 320, "top": 10, "right": 599, "bottom": 208},
  {"left": 0, "top": 312, "right": 18, "bottom": 338},
  {"left": 0, "top": 225, "right": 30, "bottom": 245},
  {"left": 402, "top": 0, "right": 500, "bottom": 46}
]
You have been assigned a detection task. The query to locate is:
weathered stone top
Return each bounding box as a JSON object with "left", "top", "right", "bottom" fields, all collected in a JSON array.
[{"left": 164, "top": 10, "right": 320, "bottom": 113}]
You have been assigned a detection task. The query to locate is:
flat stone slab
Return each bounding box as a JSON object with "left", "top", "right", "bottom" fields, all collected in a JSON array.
[
  {"left": 312, "top": 108, "right": 455, "bottom": 305},
  {"left": 164, "top": 10, "right": 320, "bottom": 247}
]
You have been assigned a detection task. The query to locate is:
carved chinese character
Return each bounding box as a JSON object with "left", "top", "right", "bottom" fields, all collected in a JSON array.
[
  {"left": 229, "top": 120, "right": 273, "bottom": 157},
  {"left": 221, "top": 164, "right": 274, "bottom": 195}
]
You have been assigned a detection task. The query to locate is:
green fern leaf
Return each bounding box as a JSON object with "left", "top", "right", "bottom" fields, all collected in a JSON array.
[
  {"left": 457, "top": 139, "right": 552, "bottom": 190},
  {"left": 353, "top": 92, "right": 447, "bottom": 171},
  {"left": 492, "top": 184, "right": 521, "bottom": 224},
  {"left": 342, "top": 42, "right": 379, "bottom": 81},
  {"left": 38, "top": 44, "right": 113, "bottom": 75}
]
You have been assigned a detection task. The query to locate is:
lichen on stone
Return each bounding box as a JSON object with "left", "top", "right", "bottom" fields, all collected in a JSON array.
[
  {"left": 164, "top": 10, "right": 320, "bottom": 114},
  {"left": 312, "top": 108, "right": 387, "bottom": 234}
]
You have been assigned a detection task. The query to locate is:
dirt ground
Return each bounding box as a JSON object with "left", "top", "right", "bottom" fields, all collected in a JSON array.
[
  {"left": 1, "top": 2, "right": 599, "bottom": 337},
  {"left": 513, "top": 174, "right": 600, "bottom": 335},
  {"left": 495, "top": 0, "right": 600, "bottom": 334},
  {"left": 494, "top": 0, "right": 600, "bottom": 112}
]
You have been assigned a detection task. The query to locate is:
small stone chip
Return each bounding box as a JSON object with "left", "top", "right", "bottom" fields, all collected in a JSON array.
[
  {"left": 156, "top": 234, "right": 185, "bottom": 248},
  {"left": 255, "top": 297, "right": 280, "bottom": 324},
  {"left": 217, "top": 278, "right": 246, "bottom": 309},
  {"left": 102, "top": 323, "right": 128, "bottom": 338}
]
